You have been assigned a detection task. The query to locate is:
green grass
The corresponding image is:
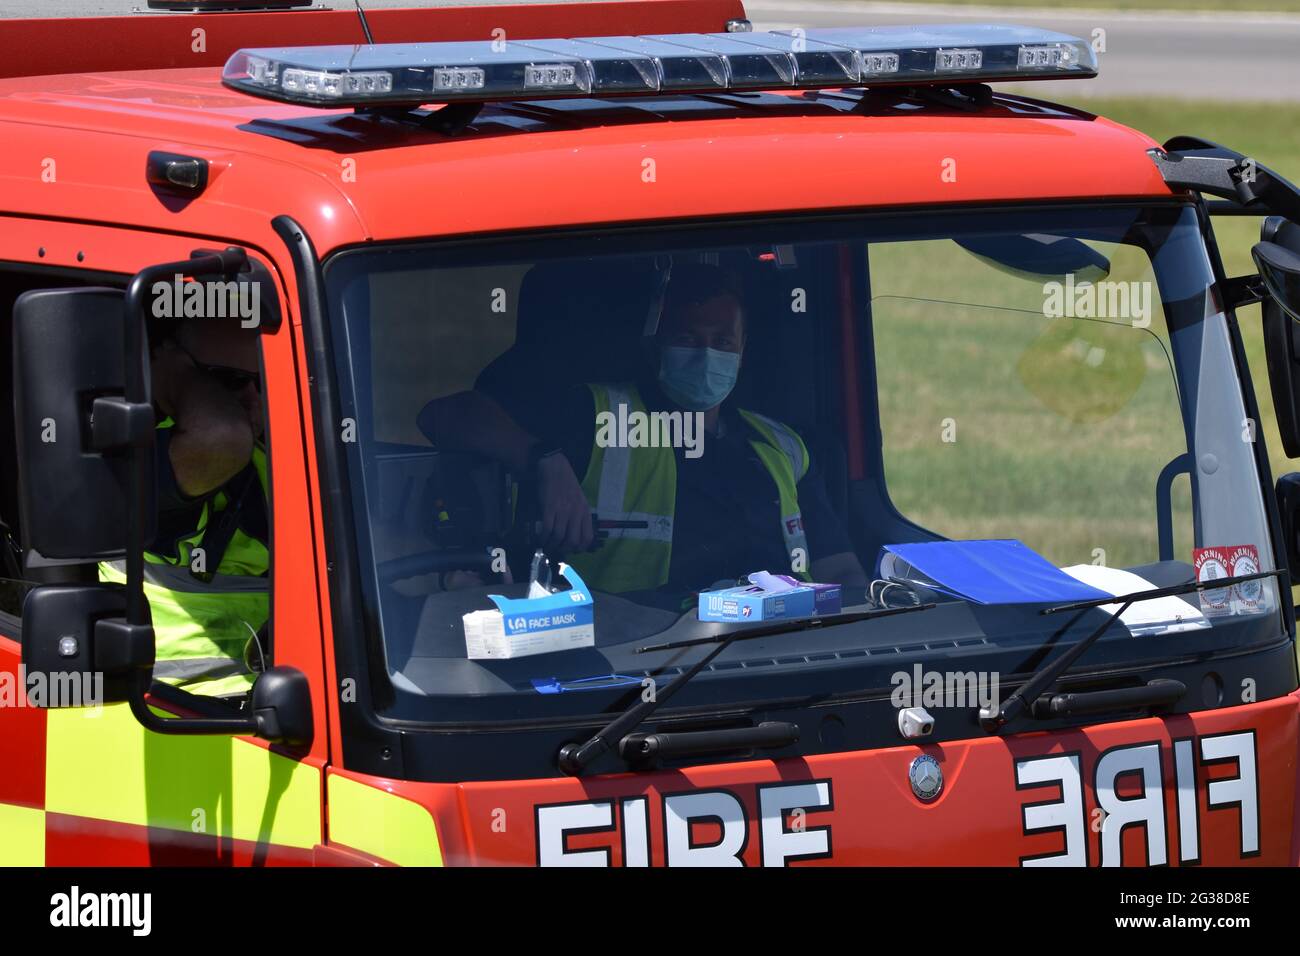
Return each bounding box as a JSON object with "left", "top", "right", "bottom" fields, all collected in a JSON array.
[
  {"left": 1047, "top": 98, "right": 1300, "bottom": 167},
  {"left": 1068, "top": 97, "right": 1300, "bottom": 484},
  {"left": 875, "top": 95, "right": 1300, "bottom": 607},
  {"left": 872, "top": 234, "right": 1196, "bottom": 569}
]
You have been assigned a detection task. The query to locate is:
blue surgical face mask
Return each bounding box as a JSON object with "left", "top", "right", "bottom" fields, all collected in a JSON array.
[{"left": 658, "top": 346, "right": 741, "bottom": 411}]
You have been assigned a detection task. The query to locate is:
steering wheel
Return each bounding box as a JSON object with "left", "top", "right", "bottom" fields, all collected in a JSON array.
[{"left": 376, "top": 547, "right": 497, "bottom": 585}]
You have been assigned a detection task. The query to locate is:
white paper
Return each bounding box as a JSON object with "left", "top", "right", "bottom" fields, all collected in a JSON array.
[
  {"left": 462, "top": 609, "right": 506, "bottom": 659},
  {"left": 879, "top": 552, "right": 939, "bottom": 590},
  {"left": 1060, "top": 565, "right": 1209, "bottom": 635}
]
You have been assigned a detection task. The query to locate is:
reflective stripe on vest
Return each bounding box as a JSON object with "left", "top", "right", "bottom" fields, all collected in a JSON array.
[
  {"left": 98, "top": 559, "right": 267, "bottom": 695},
  {"left": 737, "top": 408, "right": 811, "bottom": 570},
  {"left": 568, "top": 383, "right": 811, "bottom": 594},
  {"left": 568, "top": 384, "right": 677, "bottom": 594},
  {"left": 98, "top": 425, "right": 269, "bottom": 698}
]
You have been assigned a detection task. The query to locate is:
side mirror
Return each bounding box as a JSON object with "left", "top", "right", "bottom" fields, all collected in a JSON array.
[
  {"left": 21, "top": 585, "right": 153, "bottom": 705},
  {"left": 12, "top": 287, "right": 156, "bottom": 562},
  {"left": 13, "top": 287, "right": 159, "bottom": 705},
  {"left": 1254, "top": 239, "right": 1300, "bottom": 323},
  {"left": 1276, "top": 474, "right": 1300, "bottom": 580},
  {"left": 251, "top": 666, "right": 314, "bottom": 748},
  {"left": 1257, "top": 219, "right": 1300, "bottom": 457}
]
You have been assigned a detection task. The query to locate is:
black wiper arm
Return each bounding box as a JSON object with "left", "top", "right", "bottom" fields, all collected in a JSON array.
[
  {"left": 556, "top": 603, "right": 936, "bottom": 776},
  {"left": 980, "top": 569, "right": 1284, "bottom": 733}
]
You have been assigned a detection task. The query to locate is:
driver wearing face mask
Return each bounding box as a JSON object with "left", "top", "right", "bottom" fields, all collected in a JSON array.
[{"left": 522, "top": 264, "right": 868, "bottom": 596}]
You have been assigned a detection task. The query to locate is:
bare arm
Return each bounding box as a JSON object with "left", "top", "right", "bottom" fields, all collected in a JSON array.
[{"left": 152, "top": 343, "right": 256, "bottom": 498}]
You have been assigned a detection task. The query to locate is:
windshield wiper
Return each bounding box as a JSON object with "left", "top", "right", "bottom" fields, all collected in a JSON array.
[
  {"left": 979, "top": 569, "right": 1285, "bottom": 733},
  {"left": 556, "top": 603, "right": 936, "bottom": 776}
]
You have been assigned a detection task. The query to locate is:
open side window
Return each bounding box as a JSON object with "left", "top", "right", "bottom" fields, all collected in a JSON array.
[{"left": 7, "top": 250, "right": 310, "bottom": 744}]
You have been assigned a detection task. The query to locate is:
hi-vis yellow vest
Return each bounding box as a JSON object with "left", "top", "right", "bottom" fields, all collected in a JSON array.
[
  {"left": 99, "top": 422, "right": 269, "bottom": 698},
  {"left": 568, "top": 383, "right": 811, "bottom": 594}
]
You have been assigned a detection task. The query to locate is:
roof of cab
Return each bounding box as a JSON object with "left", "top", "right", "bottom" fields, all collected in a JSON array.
[{"left": 0, "top": 17, "right": 1175, "bottom": 260}]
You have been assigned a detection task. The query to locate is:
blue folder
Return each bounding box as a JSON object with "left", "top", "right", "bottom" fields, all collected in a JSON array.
[{"left": 878, "top": 539, "right": 1113, "bottom": 606}]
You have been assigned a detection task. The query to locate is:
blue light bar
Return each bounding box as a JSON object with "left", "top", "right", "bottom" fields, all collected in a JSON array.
[
  {"left": 575, "top": 36, "right": 729, "bottom": 91},
  {"left": 722, "top": 31, "right": 860, "bottom": 86},
  {"left": 640, "top": 33, "right": 795, "bottom": 88},
  {"left": 221, "top": 24, "right": 1098, "bottom": 108},
  {"left": 788, "top": 25, "right": 1096, "bottom": 81},
  {"left": 510, "top": 38, "right": 662, "bottom": 93}
]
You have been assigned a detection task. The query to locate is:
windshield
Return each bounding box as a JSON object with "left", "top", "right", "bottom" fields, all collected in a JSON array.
[{"left": 324, "top": 203, "right": 1282, "bottom": 724}]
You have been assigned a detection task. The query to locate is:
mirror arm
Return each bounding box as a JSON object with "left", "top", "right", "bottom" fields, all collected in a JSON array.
[
  {"left": 1148, "top": 138, "right": 1300, "bottom": 224},
  {"left": 130, "top": 678, "right": 257, "bottom": 735},
  {"left": 1148, "top": 149, "right": 1249, "bottom": 202},
  {"left": 128, "top": 669, "right": 312, "bottom": 744},
  {"left": 89, "top": 395, "right": 155, "bottom": 452},
  {"left": 1221, "top": 272, "right": 1266, "bottom": 310}
]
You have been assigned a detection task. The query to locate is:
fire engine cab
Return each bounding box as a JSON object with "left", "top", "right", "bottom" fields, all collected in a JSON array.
[{"left": 2, "top": 0, "right": 1300, "bottom": 867}]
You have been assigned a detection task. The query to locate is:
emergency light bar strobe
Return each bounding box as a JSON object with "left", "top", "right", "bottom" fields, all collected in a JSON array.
[{"left": 221, "top": 24, "right": 1098, "bottom": 108}]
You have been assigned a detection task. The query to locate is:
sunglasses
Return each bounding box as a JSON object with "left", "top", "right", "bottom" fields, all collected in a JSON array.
[{"left": 177, "top": 344, "right": 262, "bottom": 394}]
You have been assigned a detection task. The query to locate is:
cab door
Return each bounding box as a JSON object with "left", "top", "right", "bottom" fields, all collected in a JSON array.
[{"left": 0, "top": 217, "right": 328, "bottom": 865}]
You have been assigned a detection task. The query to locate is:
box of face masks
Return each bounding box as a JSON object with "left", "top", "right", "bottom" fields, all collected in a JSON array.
[
  {"left": 462, "top": 564, "right": 595, "bottom": 659},
  {"left": 697, "top": 571, "right": 841, "bottom": 623}
]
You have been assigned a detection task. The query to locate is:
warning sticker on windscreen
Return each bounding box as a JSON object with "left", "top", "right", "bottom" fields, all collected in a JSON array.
[{"left": 1194, "top": 544, "right": 1262, "bottom": 616}]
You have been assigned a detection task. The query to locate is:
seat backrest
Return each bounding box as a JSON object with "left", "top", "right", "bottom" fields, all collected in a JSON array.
[{"left": 475, "top": 258, "right": 659, "bottom": 431}]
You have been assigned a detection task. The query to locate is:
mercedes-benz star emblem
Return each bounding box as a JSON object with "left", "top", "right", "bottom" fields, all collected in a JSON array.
[{"left": 909, "top": 754, "right": 943, "bottom": 801}]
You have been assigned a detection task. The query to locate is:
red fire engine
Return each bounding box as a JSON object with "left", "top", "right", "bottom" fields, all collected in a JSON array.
[{"left": 1, "top": 0, "right": 1299, "bottom": 867}]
